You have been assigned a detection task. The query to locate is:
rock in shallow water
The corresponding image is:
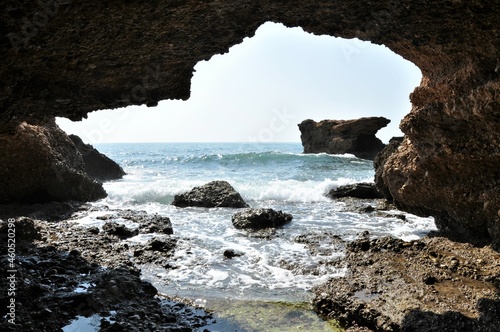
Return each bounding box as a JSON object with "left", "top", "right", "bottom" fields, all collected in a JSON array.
[
  {"left": 172, "top": 180, "right": 249, "bottom": 208},
  {"left": 327, "top": 183, "right": 384, "bottom": 199},
  {"left": 232, "top": 208, "right": 293, "bottom": 230},
  {"left": 312, "top": 236, "right": 500, "bottom": 331},
  {"left": 102, "top": 221, "right": 138, "bottom": 239}
]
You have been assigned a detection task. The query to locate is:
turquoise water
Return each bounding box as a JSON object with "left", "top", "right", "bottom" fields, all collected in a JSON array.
[
  {"left": 71, "top": 142, "right": 435, "bottom": 307},
  {"left": 94, "top": 142, "right": 374, "bottom": 205}
]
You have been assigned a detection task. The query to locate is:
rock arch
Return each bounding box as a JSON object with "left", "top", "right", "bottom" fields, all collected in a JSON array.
[{"left": 1, "top": 0, "right": 498, "bottom": 245}]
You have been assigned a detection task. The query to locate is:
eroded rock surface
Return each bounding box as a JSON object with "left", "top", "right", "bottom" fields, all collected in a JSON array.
[
  {"left": 298, "top": 117, "right": 390, "bottom": 159},
  {"left": 232, "top": 208, "right": 293, "bottom": 230},
  {"left": 0, "top": 119, "right": 106, "bottom": 203},
  {"left": 0, "top": 1, "right": 498, "bottom": 243},
  {"left": 172, "top": 180, "right": 249, "bottom": 208},
  {"left": 313, "top": 236, "right": 500, "bottom": 331},
  {"left": 0, "top": 216, "right": 211, "bottom": 331}
]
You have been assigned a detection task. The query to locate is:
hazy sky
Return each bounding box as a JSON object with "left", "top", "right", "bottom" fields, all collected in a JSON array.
[{"left": 57, "top": 22, "right": 422, "bottom": 144}]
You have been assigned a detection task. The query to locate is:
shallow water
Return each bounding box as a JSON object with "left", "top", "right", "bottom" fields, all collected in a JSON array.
[{"left": 68, "top": 142, "right": 436, "bottom": 330}]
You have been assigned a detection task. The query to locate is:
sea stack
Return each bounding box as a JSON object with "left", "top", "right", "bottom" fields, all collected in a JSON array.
[{"left": 298, "top": 117, "right": 390, "bottom": 160}]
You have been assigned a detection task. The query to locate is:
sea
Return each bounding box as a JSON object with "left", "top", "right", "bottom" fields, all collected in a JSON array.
[{"left": 67, "top": 142, "right": 436, "bottom": 331}]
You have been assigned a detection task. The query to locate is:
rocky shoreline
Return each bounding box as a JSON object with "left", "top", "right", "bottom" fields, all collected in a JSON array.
[
  {"left": 0, "top": 203, "right": 215, "bottom": 332},
  {"left": 1, "top": 198, "right": 498, "bottom": 331},
  {"left": 313, "top": 235, "right": 500, "bottom": 331}
]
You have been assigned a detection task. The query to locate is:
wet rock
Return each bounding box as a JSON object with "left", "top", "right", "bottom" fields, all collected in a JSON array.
[
  {"left": 172, "top": 180, "right": 249, "bottom": 208},
  {"left": 69, "top": 134, "right": 126, "bottom": 181},
  {"left": 88, "top": 226, "right": 100, "bottom": 235},
  {"left": 97, "top": 210, "right": 173, "bottom": 235},
  {"left": 0, "top": 215, "right": 210, "bottom": 332},
  {"left": 139, "top": 214, "right": 173, "bottom": 235},
  {"left": 232, "top": 208, "right": 293, "bottom": 230},
  {"left": 327, "top": 183, "right": 384, "bottom": 200},
  {"left": 223, "top": 249, "right": 245, "bottom": 259},
  {"left": 1, "top": 0, "right": 499, "bottom": 248},
  {"left": 147, "top": 236, "right": 176, "bottom": 253},
  {"left": 357, "top": 205, "right": 375, "bottom": 213},
  {"left": 298, "top": 117, "right": 390, "bottom": 160},
  {"left": 102, "top": 221, "right": 138, "bottom": 239},
  {"left": 313, "top": 236, "right": 500, "bottom": 331}
]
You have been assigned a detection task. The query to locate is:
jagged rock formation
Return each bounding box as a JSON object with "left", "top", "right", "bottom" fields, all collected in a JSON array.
[
  {"left": 232, "top": 208, "right": 293, "bottom": 230},
  {"left": 327, "top": 183, "right": 384, "bottom": 200},
  {"left": 373, "top": 136, "right": 403, "bottom": 201},
  {"left": 172, "top": 180, "right": 249, "bottom": 208},
  {"left": 0, "top": 119, "right": 106, "bottom": 203},
  {"left": 0, "top": 1, "right": 498, "bottom": 244},
  {"left": 313, "top": 236, "right": 500, "bottom": 331},
  {"left": 298, "top": 117, "right": 390, "bottom": 159},
  {"left": 69, "top": 134, "right": 126, "bottom": 182}
]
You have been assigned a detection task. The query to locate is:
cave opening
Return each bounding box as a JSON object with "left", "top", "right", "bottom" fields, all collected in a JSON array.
[{"left": 56, "top": 22, "right": 422, "bottom": 145}]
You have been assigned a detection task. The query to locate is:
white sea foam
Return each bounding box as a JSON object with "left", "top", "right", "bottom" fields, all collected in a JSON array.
[{"left": 76, "top": 142, "right": 438, "bottom": 303}]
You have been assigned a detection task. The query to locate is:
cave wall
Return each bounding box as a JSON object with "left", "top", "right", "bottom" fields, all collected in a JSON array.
[{"left": 1, "top": 0, "right": 499, "bottom": 244}]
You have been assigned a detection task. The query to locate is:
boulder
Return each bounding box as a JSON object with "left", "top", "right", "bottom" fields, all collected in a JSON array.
[
  {"left": 0, "top": 119, "right": 106, "bottom": 204},
  {"left": 69, "top": 134, "right": 126, "bottom": 182},
  {"left": 298, "top": 117, "right": 390, "bottom": 160},
  {"left": 327, "top": 182, "right": 384, "bottom": 199},
  {"left": 232, "top": 208, "right": 293, "bottom": 230},
  {"left": 172, "top": 181, "right": 249, "bottom": 208}
]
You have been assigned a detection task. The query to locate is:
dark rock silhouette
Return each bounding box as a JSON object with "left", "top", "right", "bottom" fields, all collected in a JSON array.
[
  {"left": 0, "top": 119, "right": 106, "bottom": 203},
  {"left": 232, "top": 208, "right": 293, "bottom": 230},
  {"left": 327, "top": 183, "right": 384, "bottom": 199},
  {"left": 172, "top": 180, "right": 249, "bottom": 208},
  {"left": 69, "top": 134, "right": 125, "bottom": 182}
]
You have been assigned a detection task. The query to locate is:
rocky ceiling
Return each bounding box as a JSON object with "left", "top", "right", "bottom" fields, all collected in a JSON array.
[{"left": 1, "top": 0, "right": 499, "bottom": 245}]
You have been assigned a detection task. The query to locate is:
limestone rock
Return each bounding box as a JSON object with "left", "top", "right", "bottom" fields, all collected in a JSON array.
[
  {"left": 0, "top": 1, "right": 499, "bottom": 245},
  {"left": 232, "top": 208, "right": 293, "bottom": 230},
  {"left": 312, "top": 236, "right": 500, "bottom": 331},
  {"left": 69, "top": 134, "right": 125, "bottom": 182},
  {"left": 298, "top": 117, "right": 390, "bottom": 160},
  {"left": 327, "top": 183, "right": 384, "bottom": 200},
  {"left": 172, "top": 181, "right": 249, "bottom": 208},
  {"left": 373, "top": 136, "right": 403, "bottom": 201},
  {"left": 0, "top": 119, "right": 106, "bottom": 203}
]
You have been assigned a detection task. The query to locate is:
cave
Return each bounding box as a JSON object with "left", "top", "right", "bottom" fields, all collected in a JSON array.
[
  {"left": 1, "top": 1, "right": 499, "bottom": 330},
  {"left": 56, "top": 21, "right": 421, "bottom": 144},
  {"left": 1, "top": 0, "right": 499, "bottom": 243}
]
